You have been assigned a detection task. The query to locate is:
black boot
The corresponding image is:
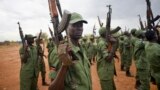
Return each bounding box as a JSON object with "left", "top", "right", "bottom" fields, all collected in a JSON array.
[
  {"left": 135, "top": 80, "right": 141, "bottom": 89},
  {"left": 126, "top": 70, "right": 134, "bottom": 77},
  {"left": 42, "top": 78, "right": 49, "bottom": 86},
  {"left": 121, "top": 65, "right": 125, "bottom": 71},
  {"left": 151, "top": 75, "right": 156, "bottom": 85}
]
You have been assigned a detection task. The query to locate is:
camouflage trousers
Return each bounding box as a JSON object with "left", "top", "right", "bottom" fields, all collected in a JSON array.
[
  {"left": 20, "top": 72, "right": 38, "bottom": 90},
  {"left": 120, "top": 53, "right": 125, "bottom": 67},
  {"left": 137, "top": 69, "right": 150, "bottom": 90},
  {"left": 39, "top": 60, "right": 46, "bottom": 79},
  {"left": 152, "top": 71, "right": 160, "bottom": 90}
]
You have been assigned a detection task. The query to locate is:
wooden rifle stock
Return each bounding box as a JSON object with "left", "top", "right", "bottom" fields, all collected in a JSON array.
[
  {"left": 48, "top": 10, "right": 71, "bottom": 90},
  {"left": 48, "top": 0, "right": 60, "bottom": 46},
  {"left": 17, "top": 22, "right": 27, "bottom": 47},
  {"left": 138, "top": 14, "right": 145, "bottom": 30}
]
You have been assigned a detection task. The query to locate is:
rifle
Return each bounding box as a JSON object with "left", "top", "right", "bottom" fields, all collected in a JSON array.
[
  {"left": 106, "top": 5, "right": 112, "bottom": 43},
  {"left": 106, "top": 5, "right": 119, "bottom": 62},
  {"left": 146, "top": 0, "right": 160, "bottom": 43},
  {"left": 93, "top": 24, "right": 96, "bottom": 36},
  {"left": 37, "top": 30, "right": 42, "bottom": 44},
  {"left": 37, "top": 30, "right": 42, "bottom": 49},
  {"left": 48, "top": 26, "right": 55, "bottom": 44},
  {"left": 48, "top": 10, "right": 71, "bottom": 90},
  {"left": 48, "top": 0, "right": 62, "bottom": 46},
  {"left": 56, "top": 0, "right": 62, "bottom": 17},
  {"left": 138, "top": 14, "right": 145, "bottom": 30},
  {"left": 17, "top": 22, "right": 27, "bottom": 48},
  {"left": 17, "top": 22, "right": 29, "bottom": 63},
  {"left": 97, "top": 16, "right": 103, "bottom": 27}
]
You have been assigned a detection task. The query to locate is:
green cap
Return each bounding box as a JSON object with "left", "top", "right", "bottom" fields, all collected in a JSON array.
[
  {"left": 25, "top": 34, "right": 37, "bottom": 39},
  {"left": 69, "top": 12, "right": 88, "bottom": 24},
  {"left": 130, "top": 28, "right": 137, "bottom": 35},
  {"left": 90, "top": 35, "right": 94, "bottom": 39},
  {"left": 99, "top": 27, "right": 106, "bottom": 35},
  {"left": 135, "top": 30, "right": 143, "bottom": 37}
]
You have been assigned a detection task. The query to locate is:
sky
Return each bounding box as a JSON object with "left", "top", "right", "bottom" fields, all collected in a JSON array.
[{"left": 0, "top": 0, "right": 160, "bottom": 42}]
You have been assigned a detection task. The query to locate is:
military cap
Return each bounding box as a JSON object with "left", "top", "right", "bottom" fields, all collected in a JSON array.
[
  {"left": 119, "top": 36, "right": 124, "bottom": 40},
  {"left": 130, "top": 28, "right": 137, "bottom": 35},
  {"left": 135, "top": 30, "right": 144, "bottom": 37},
  {"left": 90, "top": 35, "right": 94, "bottom": 39},
  {"left": 25, "top": 34, "right": 36, "bottom": 39},
  {"left": 69, "top": 12, "right": 88, "bottom": 24}
]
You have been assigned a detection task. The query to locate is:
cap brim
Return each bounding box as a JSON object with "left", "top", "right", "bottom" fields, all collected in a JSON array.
[
  {"left": 33, "top": 36, "right": 37, "bottom": 38},
  {"left": 29, "top": 36, "right": 37, "bottom": 39},
  {"left": 70, "top": 19, "right": 88, "bottom": 24}
]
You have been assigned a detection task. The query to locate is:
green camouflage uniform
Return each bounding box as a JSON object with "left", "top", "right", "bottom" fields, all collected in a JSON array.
[
  {"left": 145, "top": 42, "right": 160, "bottom": 89},
  {"left": 19, "top": 45, "right": 39, "bottom": 90},
  {"left": 37, "top": 44, "right": 46, "bottom": 84},
  {"left": 96, "top": 27, "right": 116, "bottom": 90},
  {"left": 81, "top": 37, "right": 88, "bottom": 53},
  {"left": 119, "top": 36, "right": 125, "bottom": 70},
  {"left": 47, "top": 39, "right": 54, "bottom": 59},
  {"left": 49, "top": 42, "right": 92, "bottom": 90},
  {"left": 123, "top": 35, "right": 132, "bottom": 72},
  {"left": 96, "top": 37, "right": 116, "bottom": 90},
  {"left": 87, "top": 36, "right": 96, "bottom": 64},
  {"left": 134, "top": 40, "right": 150, "bottom": 90},
  {"left": 48, "top": 46, "right": 59, "bottom": 80}
]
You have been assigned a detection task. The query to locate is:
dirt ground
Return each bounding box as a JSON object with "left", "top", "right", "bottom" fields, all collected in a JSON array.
[{"left": 0, "top": 44, "right": 158, "bottom": 90}]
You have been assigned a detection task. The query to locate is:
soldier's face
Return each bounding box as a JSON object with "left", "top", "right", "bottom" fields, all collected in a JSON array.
[
  {"left": 27, "top": 38, "right": 34, "bottom": 45},
  {"left": 68, "top": 22, "right": 83, "bottom": 40}
]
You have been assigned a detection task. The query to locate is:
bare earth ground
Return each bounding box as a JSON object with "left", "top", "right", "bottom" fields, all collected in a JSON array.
[{"left": 0, "top": 44, "right": 158, "bottom": 90}]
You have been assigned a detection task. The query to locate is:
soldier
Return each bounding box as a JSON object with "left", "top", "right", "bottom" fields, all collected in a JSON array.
[
  {"left": 96, "top": 27, "right": 117, "bottom": 90},
  {"left": 119, "top": 36, "right": 125, "bottom": 71},
  {"left": 47, "top": 38, "right": 55, "bottom": 55},
  {"left": 130, "top": 29, "right": 140, "bottom": 88},
  {"left": 47, "top": 37, "right": 55, "bottom": 67},
  {"left": 145, "top": 30, "right": 160, "bottom": 89},
  {"left": 49, "top": 12, "right": 92, "bottom": 90},
  {"left": 81, "top": 36, "right": 88, "bottom": 53},
  {"left": 133, "top": 30, "right": 150, "bottom": 90},
  {"left": 19, "top": 34, "right": 39, "bottom": 90},
  {"left": 87, "top": 35, "right": 96, "bottom": 64},
  {"left": 123, "top": 31, "right": 133, "bottom": 77},
  {"left": 36, "top": 38, "right": 48, "bottom": 86},
  {"left": 48, "top": 36, "right": 63, "bottom": 82}
]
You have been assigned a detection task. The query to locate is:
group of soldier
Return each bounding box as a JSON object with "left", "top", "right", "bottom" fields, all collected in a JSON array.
[
  {"left": 19, "top": 12, "right": 160, "bottom": 90},
  {"left": 119, "top": 27, "right": 160, "bottom": 90}
]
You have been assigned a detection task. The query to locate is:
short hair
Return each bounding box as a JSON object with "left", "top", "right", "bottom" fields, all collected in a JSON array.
[{"left": 145, "top": 30, "right": 156, "bottom": 41}]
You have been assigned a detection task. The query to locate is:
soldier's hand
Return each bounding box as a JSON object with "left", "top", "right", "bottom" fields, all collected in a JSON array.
[
  {"left": 58, "top": 44, "right": 73, "bottom": 66},
  {"left": 108, "top": 35, "right": 116, "bottom": 43},
  {"left": 43, "top": 54, "right": 47, "bottom": 59},
  {"left": 106, "top": 52, "right": 114, "bottom": 62},
  {"left": 59, "top": 53, "right": 73, "bottom": 66}
]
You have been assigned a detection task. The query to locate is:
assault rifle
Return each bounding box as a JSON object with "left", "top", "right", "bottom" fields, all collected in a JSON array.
[
  {"left": 106, "top": 5, "right": 112, "bottom": 42},
  {"left": 17, "top": 22, "right": 30, "bottom": 63},
  {"left": 138, "top": 14, "right": 145, "bottom": 30},
  {"left": 17, "top": 22, "right": 27, "bottom": 48},
  {"left": 97, "top": 16, "right": 103, "bottom": 27},
  {"left": 48, "top": 10, "right": 71, "bottom": 90},
  {"left": 106, "top": 5, "right": 120, "bottom": 62},
  {"left": 146, "top": 0, "right": 160, "bottom": 43},
  {"left": 93, "top": 24, "right": 96, "bottom": 36},
  {"left": 48, "top": 0, "right": 63, "bottom": 46}
]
